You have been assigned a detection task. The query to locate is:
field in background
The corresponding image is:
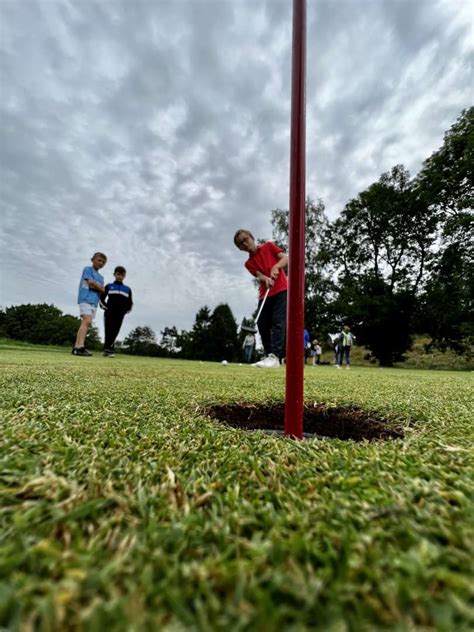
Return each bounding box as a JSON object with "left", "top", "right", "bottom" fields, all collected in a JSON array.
[{"left": 1, "top": 346, "right": 473, "bottom": 630}]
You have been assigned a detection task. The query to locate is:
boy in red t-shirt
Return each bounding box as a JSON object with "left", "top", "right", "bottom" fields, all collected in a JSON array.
[{"left": 234, "top": 229, "right": 288, "bottom": 368}]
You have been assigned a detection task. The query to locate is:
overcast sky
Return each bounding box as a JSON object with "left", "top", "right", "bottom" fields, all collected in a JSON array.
[{"left": 1, "top": 0, "right": 472, "bottom": 341}]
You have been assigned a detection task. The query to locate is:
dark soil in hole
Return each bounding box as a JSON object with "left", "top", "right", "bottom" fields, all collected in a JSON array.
[{"left": 204, "top": 402, "right": 404, "bottom": 442}]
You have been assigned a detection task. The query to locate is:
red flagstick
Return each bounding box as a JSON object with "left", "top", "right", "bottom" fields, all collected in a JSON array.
[{"left": 284, "top": 0, "right": 306, "bottom": 439}]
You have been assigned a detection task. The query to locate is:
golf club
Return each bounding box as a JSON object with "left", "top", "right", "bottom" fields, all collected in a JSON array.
[{"left": 240, "top": 286, "right": 271, "bottom": 334}]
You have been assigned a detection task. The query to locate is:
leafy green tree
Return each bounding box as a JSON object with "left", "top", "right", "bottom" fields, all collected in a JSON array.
[
  {"left": 190, "top": 306, "right": 212, "bottom": 360},
  {"left": 323, "top": 166, "right": 437, "bottom": 364},
  {"left": 3, "top": 304, "right": 62, "bottom": 342},
  {"left": 176, "top": 329, "right": 193, "bottom": 359},
  {"left": 0, "top": 309, "right": 6, "bottom": 338},
  {"left": 330, "top": 276, "right": 415, "bottom": 366},
  {"left": 325, "top": 166, "right": 436, "bottom": 292},
  {"left": 123, "top": 326, "right": 160, "bottom": 356},
  {"left": 209, "top": 303, "right": 238, "bottom": 361},
  {"left": 171, "top": 304, "right": 239, "bottom": 361},
  {"left": 271, "top": 197, "right": 333, "bottom": 335},
  {"left": 415, "top": 108, "right": 474, "bottom": 354},
  {"left": 418, "top": 243, "right": 473, "bottom": 356},
  {"left": 85, "top": 324, "right": 102, "bottom": 350},
  {"left": 416, "top": 107, "right": 473, "bottom": 218},
  {"left": 0, "top": 303, "right": 101, "bottom": 347}
]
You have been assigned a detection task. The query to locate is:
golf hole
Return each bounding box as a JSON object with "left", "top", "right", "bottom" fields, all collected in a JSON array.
[{"left": 204, "top": 402, "right": 404, "bottom": 442}]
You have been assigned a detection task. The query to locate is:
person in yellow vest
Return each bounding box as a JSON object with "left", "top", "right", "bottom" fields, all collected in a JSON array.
[{"left": 336, "top": 324, "right": 355, "bottom": 369}]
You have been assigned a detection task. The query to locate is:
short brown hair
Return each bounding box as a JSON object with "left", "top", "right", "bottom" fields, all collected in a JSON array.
[
  {"left": 233, "top": 229, "right": 254, "bottom": 246},
  {"left": 92, "top": 252, "right": 107, "bottom": 261}
]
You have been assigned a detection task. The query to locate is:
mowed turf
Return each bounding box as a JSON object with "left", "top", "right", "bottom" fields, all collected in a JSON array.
[{"left": 1, "top": 347, "right": 473, "bottom": 631}]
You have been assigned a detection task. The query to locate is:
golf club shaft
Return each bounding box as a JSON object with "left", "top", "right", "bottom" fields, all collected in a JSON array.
[{"left": 254, "top": 287, "right": 271, "bottom": 325}]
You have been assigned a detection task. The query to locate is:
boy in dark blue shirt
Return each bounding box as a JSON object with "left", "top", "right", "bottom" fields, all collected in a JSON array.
[{"left": 100, "top": 266, "right": 133, "bottom": 357}]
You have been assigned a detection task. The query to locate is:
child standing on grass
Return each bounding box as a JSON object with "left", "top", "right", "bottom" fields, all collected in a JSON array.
[
  {"left": 72, "top": 252, "right": 107, "bottom": 357},
  {"left": 100, "top": 266, "right": 133, "bottom": 357},
  {"left": 312, "top": 340, "right": 322, "bottom": 365},
  {"left": 234, "top": 229, "right": 288, "bottom": 368}
]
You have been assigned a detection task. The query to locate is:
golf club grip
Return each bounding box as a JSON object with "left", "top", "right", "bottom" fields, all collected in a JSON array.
[{"left": 254, "top": 287, "right": 271, "bottom": 325}]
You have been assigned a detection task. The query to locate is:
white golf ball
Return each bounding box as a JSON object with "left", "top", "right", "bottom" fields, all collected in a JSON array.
[{"left": 221, "top": 360, "right": 228, "bottom": 366}]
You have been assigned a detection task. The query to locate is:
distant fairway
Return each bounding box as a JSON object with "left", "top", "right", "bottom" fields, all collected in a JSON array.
[{"left": 1, "top": 346, "right": 473, "bottom": 630}]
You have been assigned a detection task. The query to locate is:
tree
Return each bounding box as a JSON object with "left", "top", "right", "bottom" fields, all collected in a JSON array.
[
  {"left": 3, "top": 304, "right": 62, "bottom": 342},
  {"left": 170, "top": 304, "right": 239, "bottom": 361},
  {"left": 416, "top": 107, "right": 473, "bottom": 218},
  {"left": 415, "top": 108, "right": 474, "bottom": 354},
  {"left": 0, "top": 309, "right": 6, "bottom": 338},
  {"left": 176, "top": 329, "right": 193, "bottom": 359},
  {"left": 123, "top": 326, "right": 160, "bottom": 356},
  {"left": 418, "top": 243, "right": 473, "bottom": 356},
  {"left": 322, "top": 166, "right": 438, "bottom": 365},
  {"left": 190, "top": 306, "right": 212, "bottom": 360},
  {"left": 330, "top": 276, "right": 415, "bottom": 366},
  {"left": 325, "top": 166, "right": 436, "bottom": 293},
  {"left": 271, "top": 197, "right": 332, "bottom": 334},
  {"left": 0, "top": 303, "right": 101, "bottom": 348},
  {"left": 209, "top": 303, "right": 238, "bottom": 361}
]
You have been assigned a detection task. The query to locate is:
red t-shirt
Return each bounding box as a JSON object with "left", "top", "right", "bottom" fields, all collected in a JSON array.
[{"left": 245, "top": 241, "right": 288, "bottom": 299}]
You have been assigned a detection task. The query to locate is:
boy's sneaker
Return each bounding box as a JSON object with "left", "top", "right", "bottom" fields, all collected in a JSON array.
[
  {"left": 103, "top": 349, "right": 115, "bottom": 357},
  {"left": 335, "top": 364, "right": 341, "bottom": 369},
  {"left": 72, "top": 347, "right": 92, "bottom": 357},
  {"left": 255, "top": 353, "right": 280, "bottom": 369}
]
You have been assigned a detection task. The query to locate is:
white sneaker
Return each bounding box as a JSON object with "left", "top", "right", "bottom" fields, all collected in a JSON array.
[
  {"left": 346, "top": 365, "right": 350, "bottom": 370},
  {"left": 335, "top": 364, "right": 341, "bottom": 369},
  {"left": 257, "top": 353, "right": 280, "bottom": 369}
]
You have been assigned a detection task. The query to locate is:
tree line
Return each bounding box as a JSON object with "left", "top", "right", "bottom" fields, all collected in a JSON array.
[
  {"left": 0, "top": 303, "right": 102, "bottom": 348},
  {"left": 121, "top": 305, "right": 253, "bottom": 362},
  {"left": 1, "top": 109, "right": 472, "bottom": 365}
]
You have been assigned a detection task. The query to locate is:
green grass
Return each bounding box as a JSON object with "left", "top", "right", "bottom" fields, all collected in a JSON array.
[
  {"left": 2, "top": 336, "right": 471, "bottom": 371},
  {"left": 1, "top": 348, "right": 473, "bottom": 631}
]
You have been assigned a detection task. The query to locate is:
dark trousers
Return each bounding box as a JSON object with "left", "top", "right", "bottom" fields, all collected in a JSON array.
[
  {"left": 243, "top": 345, "right": 254, "bottom": 362},
  {"left": 338, "top": 346, "right": 351, "bottom": 366},
  {"left": 257, "top": 290, "right": 287, "bottom": 359},
  {"left": 104, "top": 310, "right": 126, "bottom": 350}
]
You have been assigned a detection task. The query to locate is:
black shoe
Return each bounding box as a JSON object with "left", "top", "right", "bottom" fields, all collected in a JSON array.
[
  {"left": 72, "top": 348, "right": 92, "bottom": 357},
  {"left": 103, "top": 349, "right": 115, "bottom": 357}
]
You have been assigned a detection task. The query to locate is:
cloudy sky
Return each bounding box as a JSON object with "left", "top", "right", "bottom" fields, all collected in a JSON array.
[{"left": 1, "top": 0, "right": 472, "bottom": 341}]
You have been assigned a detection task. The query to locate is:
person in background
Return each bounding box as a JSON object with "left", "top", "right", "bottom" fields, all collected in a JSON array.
[
  {"left": 234, "top": 229, "right": 288, "bottom": 368},
  {"left": 312, "top": 339, "right": 322, "bottom": 365},
  {"left": 304, "top": 328, "right": 311, "bottom": 365},
  {"left": 328, "top": 332, "right": 340, "bottom": 366},
  {"left": 242, "top": 332, "right": 255, "bottom": 363},
  {"left": 72, "top": 252, "right": 107, "bottom": 356},
  {"left": 336, "top": 324, "right": 355, "bottom": 369},
  {"left": 100, "top": 266, "right": 133, "bottom": 357}
]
